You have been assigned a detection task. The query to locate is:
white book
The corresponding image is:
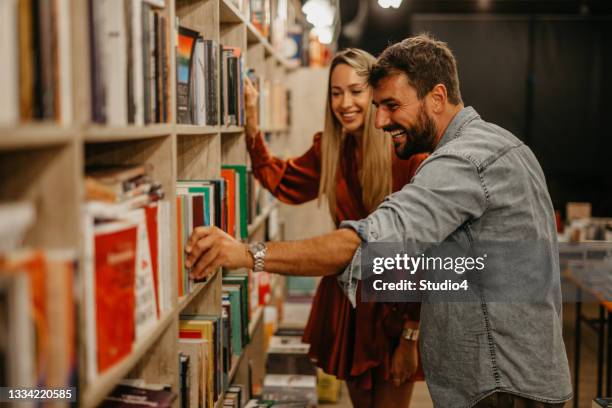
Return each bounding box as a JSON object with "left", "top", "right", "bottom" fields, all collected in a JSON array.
[
  {"left": 0, "top": 272, "right": 35, "bottom": 394},
  {"left": 102, "top": 0, "right": 128, "bottom": 125},
  {"left": 0, "top": 0, "right": 18, "bottom": 124},
  {"left": 131, "top": 0, "right": 145, "bottom": 125},
  {"left": 157, "top": 200, "right": 171, "bottom": 312},
  {"left": 125, "top": 208, "right": 159, "bottom": 339},
  {"left": 57, "top": 0, "right": 73, "bottom": 125},
  {"left": 194, "top": 39, "right": 206, "bottom": 126},
  {"left": 82, "top": 209, "right": 98, "bottom": 382}
]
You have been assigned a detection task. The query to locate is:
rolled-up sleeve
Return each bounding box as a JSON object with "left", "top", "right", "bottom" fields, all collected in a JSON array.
[{"left": 338, "top": 152, "right": 489, "bottom": 306}]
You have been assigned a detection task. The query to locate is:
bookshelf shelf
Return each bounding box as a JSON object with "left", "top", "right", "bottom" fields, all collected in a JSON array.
[
  {"left": 219, "top": 0, "right": 243, "bottom": 24},
  {"left": 0, "top": 125, "right": 76, "bottom": 150},
  {"left": 248, "top": 201, "right": 279, "bottom": 237},
  {"left": 249, "top": 306, "right": 264, "bottom": 338},
  {"left": 229, "top": 351, "right": 246, "bottom": 384},
  {"left": 220, "top": 126, "right": 245, "bottom": 134},
  {"left": 82, "top": 309, "right": 176, "bottom": 408},
  {"left": 84, "top": 125, "right": 173, "bottom": 143},
  {"left": 175, "top": 125, "right": 219, "bottom": 135},
  {"left": 177, "top": 270, "right": 219, "bottom": 311}
]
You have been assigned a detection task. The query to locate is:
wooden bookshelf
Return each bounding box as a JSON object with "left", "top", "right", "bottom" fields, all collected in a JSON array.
[{"left": 1, "top": 0, "right": 299, "bottom": 405}]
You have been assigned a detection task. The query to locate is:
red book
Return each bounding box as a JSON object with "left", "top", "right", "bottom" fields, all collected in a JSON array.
[
  {"left": 221, "top": 169, "right": 236, "bottom": 238},
  {"left": 144, "top": 204, "right": 160, "bottom": 317},
  {"left": 192, "top": 195, "right": 204, "bottom": 230},
  {"left": 94, "top": 223, "right": 137, "bottom": 372}
]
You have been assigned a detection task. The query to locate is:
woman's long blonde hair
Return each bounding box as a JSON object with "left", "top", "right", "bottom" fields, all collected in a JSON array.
[{"left": 318, "top": 49, "right": 393, "bottom": 219}]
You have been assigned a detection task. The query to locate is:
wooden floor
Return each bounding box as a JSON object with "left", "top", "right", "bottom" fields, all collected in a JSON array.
[{"left": 282, "top": 300, "right": 604, "bottom": 408}]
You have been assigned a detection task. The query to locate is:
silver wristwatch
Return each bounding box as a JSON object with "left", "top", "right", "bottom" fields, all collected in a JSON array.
[
  {"left": 247, "top": 242, "right": 267, "bottom": 272},
  {"left": 402, "top": 327, "right": 419, "bottom": 341}
]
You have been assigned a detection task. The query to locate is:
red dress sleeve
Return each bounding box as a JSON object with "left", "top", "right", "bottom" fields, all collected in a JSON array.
[{"left": 247, "top": 131, "right": 323, "bottom": 205}]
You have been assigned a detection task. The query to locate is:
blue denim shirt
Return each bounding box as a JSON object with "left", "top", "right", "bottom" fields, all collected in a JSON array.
[{"left": 339, "top": 107, "right": 572, "bottom": 407}]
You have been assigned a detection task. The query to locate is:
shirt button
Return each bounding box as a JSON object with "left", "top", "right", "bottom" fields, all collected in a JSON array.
[{"left": 371, "top": 231, "right": 379, "bottom": 239}]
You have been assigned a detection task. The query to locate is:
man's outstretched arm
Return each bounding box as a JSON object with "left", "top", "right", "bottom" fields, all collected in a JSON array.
[{"left": 185, "top": 226, "right": 361, "bottom": 279}]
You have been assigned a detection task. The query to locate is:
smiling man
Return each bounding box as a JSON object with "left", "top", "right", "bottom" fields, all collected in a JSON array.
[{"left": 185, "top": 34, "right": 572, "bottom": 407}]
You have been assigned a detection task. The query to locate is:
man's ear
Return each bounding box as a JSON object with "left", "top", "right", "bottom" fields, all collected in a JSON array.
[{"left": 429, "top": 84, "right": 448, "bottom": 114}]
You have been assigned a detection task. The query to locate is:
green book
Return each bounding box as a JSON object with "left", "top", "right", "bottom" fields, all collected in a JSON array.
[
  {"left": 222, "top": 274, "right": 249, "bottom": 345},
  {"left": 222, "top": 285, "right": 243, "bottom": 355}
]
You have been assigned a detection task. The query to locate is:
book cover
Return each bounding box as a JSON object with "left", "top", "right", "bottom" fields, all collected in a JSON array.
[
  {"left": 176, "top": 26, "right": 198, "bottom": 124},
  {"left": 222, "top": 165, "right": 248, "bottom": 240},
  {"left": 101, "top": 383, "right": 176, "bottom": 407},
  {"left": 94, "top": 222, "right": 137, "bottom": 373},
  {"left": 221, "top": 168, "right": 237, "bottom": 238}
]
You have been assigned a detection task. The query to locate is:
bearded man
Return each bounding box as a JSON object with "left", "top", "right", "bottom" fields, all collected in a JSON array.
[{"left": 184, "top": 34, "right": 572, "bottom": 407}]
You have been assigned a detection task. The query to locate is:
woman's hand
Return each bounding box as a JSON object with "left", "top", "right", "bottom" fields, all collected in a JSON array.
[
  {"left": 244, "top": 77, "right": 259, "bottom": 140},
  {"left": 390, "top": 338, "right": 418, "bottom": 386},
  {"left": 185, "top": 226, "right": 253, "bottom": 280}
]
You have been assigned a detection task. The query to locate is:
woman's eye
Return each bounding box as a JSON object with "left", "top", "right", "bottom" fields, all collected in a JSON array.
[{"left": 351, "top": 89, "right": 363, "bottom": 95}]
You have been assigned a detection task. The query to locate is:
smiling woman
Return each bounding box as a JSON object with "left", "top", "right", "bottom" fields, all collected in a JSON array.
[{"left": 241, "top": 48, "right": 428, "bottom": 408}]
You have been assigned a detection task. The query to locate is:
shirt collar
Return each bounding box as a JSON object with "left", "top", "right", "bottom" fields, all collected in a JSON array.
[{"left": 435, "top": 106, "right": 479, "bottom": 151}]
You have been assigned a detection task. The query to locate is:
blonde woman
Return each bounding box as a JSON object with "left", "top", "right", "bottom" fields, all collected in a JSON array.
[{"left": 244, "top": 49, "right": 426, "bottom": 407}]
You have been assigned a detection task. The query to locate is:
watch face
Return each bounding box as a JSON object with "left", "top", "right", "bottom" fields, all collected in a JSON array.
[{"left": 250, "top": 242, "right": 265, "bottom": 254}]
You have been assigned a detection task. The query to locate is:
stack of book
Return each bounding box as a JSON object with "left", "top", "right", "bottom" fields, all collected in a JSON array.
[
  {"left": 89, "top": 0, "right": 170, "bottom": 125},
  {"left": 176, "top": 179, "right": 228, "bottom": 296},
  {"left": 179, "top": 315, "right": 224, "bottom": 407},
  {"left": 0, "top": 0, "right": 72, "bottom": 125},
  {"left": 222, "top": 384, "right": 247, "bottom": 408},
  {"left": 176, "top": 27, "right": 219, "bottom": 126},
  {"left": 83, "top": 164, "right": 172, "bottom": 380},
  {"left": 222, "top": 272, "right": 251, "bottom": 357},
  {"left": 0, "top": 202, "right": 77, "bottom": 398}
]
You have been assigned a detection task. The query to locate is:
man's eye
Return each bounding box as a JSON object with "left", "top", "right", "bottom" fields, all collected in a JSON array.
[{"left": 387, "top": 104, "right": 398, "bottom": 111}]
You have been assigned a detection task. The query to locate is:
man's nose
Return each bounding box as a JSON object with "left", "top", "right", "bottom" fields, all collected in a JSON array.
[{"left": 375, "top": 108, "right": 390, "bottom": 129}]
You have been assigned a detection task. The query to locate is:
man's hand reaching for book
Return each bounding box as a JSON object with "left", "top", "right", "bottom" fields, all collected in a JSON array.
[{"left": 185, "top": 226, "right": 252, "bottom": 280}]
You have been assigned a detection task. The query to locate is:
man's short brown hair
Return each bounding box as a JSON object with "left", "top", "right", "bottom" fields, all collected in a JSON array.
[{"left": 369, "top": 33, "right": 463, "bottom": 105}]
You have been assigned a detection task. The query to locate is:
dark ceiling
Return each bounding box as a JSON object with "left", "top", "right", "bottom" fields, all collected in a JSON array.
[{"left": 336, "top": 0, "right": 612, "bottom": 54}]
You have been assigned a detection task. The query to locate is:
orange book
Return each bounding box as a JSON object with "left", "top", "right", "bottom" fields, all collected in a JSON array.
[
  {"left": 94, "top": 223, "right": 137, "bottom": 372},
  {"left": 221, "top": 168, "right": 236, "bottom": 238},
  {"left": 177, "top": 196, "right": 184, "bottom": 297},
  {"left": 145, "top": 203, "right": 160, "bottom": 317}
]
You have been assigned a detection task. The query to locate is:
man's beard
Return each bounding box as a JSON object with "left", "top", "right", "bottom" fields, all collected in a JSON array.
[{"left": 393, "top": 107, "right": 438, "bottom": 159}]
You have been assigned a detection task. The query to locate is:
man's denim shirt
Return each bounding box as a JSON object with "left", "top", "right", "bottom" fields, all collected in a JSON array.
[{"left": 339, "top": 107, "right": 572, "bottom": 407}]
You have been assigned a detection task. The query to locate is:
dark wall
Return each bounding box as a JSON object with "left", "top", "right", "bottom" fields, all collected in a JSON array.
[{"left": 405, "top": 15, "right": 612, "bottom": 216}]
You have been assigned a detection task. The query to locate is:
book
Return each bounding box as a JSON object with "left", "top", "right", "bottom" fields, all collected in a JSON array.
[
  {"left": 221, "top": 168, "right": 237, "bottom": 238},
  {"left": 102, "top": 382, "right": 176, "bottom": 407},
  {"left": 178, "top": 341, "right": 201, "bottom": 407},
  {"left": 0, "top": 0, "right": 19, "bottom": 124},
  {"left": 176, "top": 26, "right": 199, "bottom": 124},
  {"left": 179, "top": 338, "right": 209, "bottom": 407},
  {"left": 0, "top": 249, "right": 77, "bottom": 391},
  {"left": 222, "top": 165, "right": 248, "bottom": 240},
  {"left": 93, "top": 221, "right": 138, "bottom": 373},
  {"left": 125, "top": 209, "right": 159, "bottom": 339},
  {"left": 222, "top": 285, "right": 243, "bottom": 357},
  {"left": 179, "top": 353, "right": 190, "bottom": 408},
  {"left": 0, "top": 270, "right": 35, "bottom": 389},
  {"left": 180, "top": 317, "right": 219, "bottom": 407}
]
